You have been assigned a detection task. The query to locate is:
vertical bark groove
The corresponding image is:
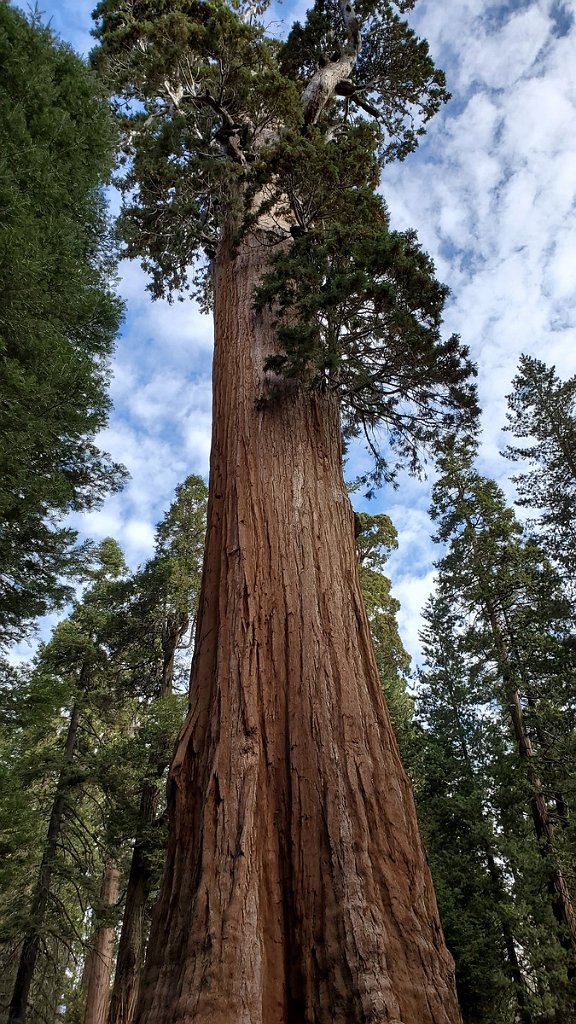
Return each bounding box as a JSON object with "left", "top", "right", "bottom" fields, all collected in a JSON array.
[{"left": 134, "top": 225, "right": 461, "bottom": 1024}]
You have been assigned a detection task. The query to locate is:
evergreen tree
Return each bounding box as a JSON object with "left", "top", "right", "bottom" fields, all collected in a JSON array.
[
  {"left": 504, "top": 355, "right": 576, "bottom": 590},
  {"left": 0, "top": 3, "right": 125, "bottom": 645},
  {"left": 108, "top": 475, "right": 208, "bottom": 1024},
  {"left": 1, "top": 477, "right": 208, "bottom": 1024},
  {"left": 355, "top": 511, "right": 413, "bottom": 752},
  {"left": 417, "top": 594, "right": 536, "bottom": 1024},
  {"left": 2, "top": 541, "right": 130, "bottom": 1024},
  {"left": 91, "top": 2, "right": 478, "bottom": 1018},
  {"left": 422, "top": 438, "right": 576, "bottom": 1021}
]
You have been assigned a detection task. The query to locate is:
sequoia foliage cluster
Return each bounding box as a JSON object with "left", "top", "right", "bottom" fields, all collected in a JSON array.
[{"left": 92, "top": 0, "right": 478, "bottom": 485}]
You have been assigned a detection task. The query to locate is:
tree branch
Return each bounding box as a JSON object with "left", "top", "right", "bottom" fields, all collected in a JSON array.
[{"left": 302, "top": 0, "right": 363, "bottom": 124}]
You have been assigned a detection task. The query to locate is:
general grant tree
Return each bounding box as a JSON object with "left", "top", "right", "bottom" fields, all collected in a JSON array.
[{"left": 92, "top": 1, "right": 478, "bottom": 1021}]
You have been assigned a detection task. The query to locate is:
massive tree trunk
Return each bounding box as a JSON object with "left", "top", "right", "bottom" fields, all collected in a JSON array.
[{"left": 134, "top": 222, "right": 461, "bottom": 1024}]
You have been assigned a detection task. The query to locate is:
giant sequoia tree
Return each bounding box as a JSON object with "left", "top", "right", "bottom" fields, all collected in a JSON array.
[{"left": 92, "top": 2, "right": 478, "bottom": 1020}]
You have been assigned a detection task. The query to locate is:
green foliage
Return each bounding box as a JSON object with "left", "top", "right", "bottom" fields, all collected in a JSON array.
[
  {"left": 280, "top": 0, "right": 448, "bottom": 161},
  {"left": 504, "top": 355, "right": 576, "bottom": 586},
  {"left": 92, "top": 0, "right": 302, "bottom": 300},
  {"left": 0, "top": 4, "right": 125, "bottom": 646},
  {"left": 419, "top": 438, "right": 576, "bottom": 1021},
  {"left": 355, "top": 511, "right": 413, "bottom": 750},
  {"left": 0, "top": 477, "right": 208, "bottom": 1021},
  {"left": 416, "top": 610, "right": 527, "bottom": 1024},
  {"left": 255, "top": 184, "right": 478, "bottom": 483},
  {"left": 91, "top": 0, "right": 476, "bottom": 479},
  {"left": 0, "top": 543, "right": 130, "bottom": 1021}
]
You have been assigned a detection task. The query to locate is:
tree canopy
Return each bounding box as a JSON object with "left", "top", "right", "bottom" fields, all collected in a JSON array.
[
  {"left": 0, "top": 3, "right": 125, "bottom": 645},
  {"left": 91, "top": 0, "right": 478, "bottom": 486},
  {"left": 504, "top": 355, "right": 576, "bottom": 589}
]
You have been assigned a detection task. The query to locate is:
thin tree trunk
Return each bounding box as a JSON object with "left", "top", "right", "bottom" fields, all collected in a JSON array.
[
  {"left": 107, "top": 618, "right": 183, "bottom": 1024},
  {"left": 134, "top": 222, "right": 461, "bottom": 1024},
  {"left": 83, "top": 859, "right": 120, "bottom": 1024},
  {"left": 443, "top": 678, "right": 533, "bottom": 1023},
  {"left": 485, "top": 601, "right": 576, "bottom": 951},
  {"left": 107, "top": 787, "right": 157, "bottom": 1024},
  {"left": 483, "top": 850, "right": 533, "bottom": 1024},
  {"left": 8, "top": 701, "right": 82, "bottom": 1024}
]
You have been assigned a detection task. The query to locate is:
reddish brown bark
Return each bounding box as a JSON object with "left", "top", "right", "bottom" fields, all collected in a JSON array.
[
  {"left": 108, "top": 591, "right": 187, "bottom": 1024},
  {"left": 83, "top": 859, "right": 120, "bottom": 1024},
  {"left": 107, "top": 785, "right": 159, "bottom": 1024},
  {"left": 134, "top": 224, "right": 461, "bottom": 1024}
]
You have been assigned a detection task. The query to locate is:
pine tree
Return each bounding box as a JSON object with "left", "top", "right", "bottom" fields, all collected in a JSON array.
[
  {"left": 108, "top": 475, "right": 208, "bottom": 1024},
  {"left": 1, "top": 476, "right": 208, "bottom": 1024},
  {"left": 355, "top": 510, "right": 413, "bottom": 752},
  {"left": 504, "top": 355, "right": 576, "bottom": 590},
  {"left": 3, "top": 540, "right": 130, "bottom": 1024},
  {"left": 0, "top": 4, "right": 125, "bottom": 646},
  {"left": 90, "top": 2, "right": 479, "bottom": 1019},
  {"left": 424, "top": 438, "right": 576, "bottom": 1020},
  {"left": 417, "top": 593, "right": 536, "bottom": 1024},
  {"left": 82, "top": 858, "right": 121, "bottom": 1024}
]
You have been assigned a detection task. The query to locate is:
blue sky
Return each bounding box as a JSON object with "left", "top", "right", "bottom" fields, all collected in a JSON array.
[{"left": 16, "top": 0, "right": 576, "bottom": 663}]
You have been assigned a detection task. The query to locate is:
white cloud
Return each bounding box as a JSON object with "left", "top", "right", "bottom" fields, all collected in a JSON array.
[
  {"left": 28, "top": 0, "right": 576, "bottom": 669},
  {"left": 44, "top": 0, "right": 94, "bottom": 54},
  {"left": 377, "top": 0, "right": 576, "bottom": 659},
  {"left": 392, "top": 571, "right": 438, "bottom": 667},
  {"left": 462, "top": 6, "right": 551, "bottom": 91},
  {"left": 123, "top": 519, "right": 157, "bottom": 558}
]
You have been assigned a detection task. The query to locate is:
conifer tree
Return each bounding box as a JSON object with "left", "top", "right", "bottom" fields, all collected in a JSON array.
[
  {"left": 355, "top": 511, "right": 413, "bottom": 752},
  {"left": 0, "top": 4, "right": 126, "bottom": 646},
  {"left": 504, "top": 355, "right": 576, "bottom": 590},
  {"left": 91, "top": 2, "right": 478, "bottom": 1018},
  {"left": 417, "top": 594, "right": 536, "bottom": 1024},
  {"left": 108, "top": 475, "right": 208, "bottom": 1024},
  {"left": 1, "top": 477, "right": 208, "bottom": 1024},
  {"left": 4, "top": 541, "right": 130, "bottom": 1024},
  {"left": 424, "top": 438, "right": 576, "bottom": 1020}
]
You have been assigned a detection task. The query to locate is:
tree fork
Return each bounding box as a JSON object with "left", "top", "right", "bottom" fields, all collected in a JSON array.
[{"left": 133, "top": 223, "right": 461, "bottom": 1024}]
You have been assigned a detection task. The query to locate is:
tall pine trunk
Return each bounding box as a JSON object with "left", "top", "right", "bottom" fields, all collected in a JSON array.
[
  {"left": 8, "top": 700, "right": 82, "bottom": 1024},
  {"left": 134, "top": 224, "right": 461, "bottom": 1024},
  {"left": 108, "top": 611, "right": 183, "bottom": 1024},
  {"left": 83, "top": 859, "right": 120, "bottom": 1024},
  {"left": 107, "top": 787, "right": 157, "bottom": 1024},
  {"left": 486, "top": 600, "right": 576, "bottom": 952}
]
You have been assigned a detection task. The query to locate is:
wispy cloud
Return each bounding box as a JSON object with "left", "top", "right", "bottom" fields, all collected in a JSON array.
[{"left": 32, "top": 0, "right": 576, "bottom": 666}]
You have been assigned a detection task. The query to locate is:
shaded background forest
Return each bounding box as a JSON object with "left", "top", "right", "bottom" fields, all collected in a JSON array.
[{"left": 1, "top": 3, "right": 575, "bottom": 1023}]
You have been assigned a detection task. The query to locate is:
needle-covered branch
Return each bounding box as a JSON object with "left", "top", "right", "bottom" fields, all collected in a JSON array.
[{"left": 92, "top": 0, "right": 471, "bottom": 479}]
